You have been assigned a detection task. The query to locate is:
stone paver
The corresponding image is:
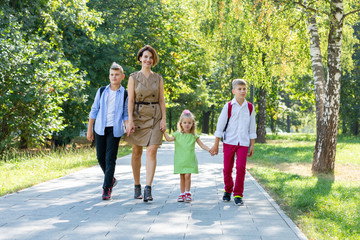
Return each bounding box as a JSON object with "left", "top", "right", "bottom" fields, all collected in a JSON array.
[{"left": 0, "top": 135, "right": 308, "bottom": 240}]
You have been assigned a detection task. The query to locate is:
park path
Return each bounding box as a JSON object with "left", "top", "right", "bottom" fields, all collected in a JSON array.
[{"left": 0, "top": 135, "right": 307, "bottom": 240}]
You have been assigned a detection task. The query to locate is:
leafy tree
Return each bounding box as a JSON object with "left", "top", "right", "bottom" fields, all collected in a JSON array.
[
  {"left": 239, "top": 0, "right": 310, "bottom": 142},
  {"left": 341, "top": 21, "right": 360, "bottom": 135},
  {"left": 0, "top": 0, "right": 98, "bottom": 155},
  {"left": 274, "top": 0, "right": 360, "bottom": 173}
]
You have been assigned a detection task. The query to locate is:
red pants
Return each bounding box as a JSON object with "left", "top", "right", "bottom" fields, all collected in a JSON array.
[{"left": 223, "top": 143, "right": 248, "bottom": 197}]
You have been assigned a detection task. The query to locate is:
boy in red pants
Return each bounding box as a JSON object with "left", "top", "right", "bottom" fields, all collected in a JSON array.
[{"left": 210, "top": 79, "right": 256, "bottom": 206}]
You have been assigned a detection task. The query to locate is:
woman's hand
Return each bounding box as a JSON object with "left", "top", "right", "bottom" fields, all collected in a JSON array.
[
  {"left": 126, "top": 120, "right": 136, "bottom": 136},
  {"left": 160, "top": 118, "right": 166, "bottom": 132}
]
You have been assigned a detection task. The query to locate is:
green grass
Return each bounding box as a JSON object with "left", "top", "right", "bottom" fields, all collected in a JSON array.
[
  {"left": 248, "top": 133, "right": 360, "bottom": 240},
  {"left": 250, "top": 167, "right": 360, "bottom": 239},
  {"left": 252, "top": 133, "right": 360, "bottom": 165},
  {"left": 0, "top": 145, "right": 132, "bottom": 197}
]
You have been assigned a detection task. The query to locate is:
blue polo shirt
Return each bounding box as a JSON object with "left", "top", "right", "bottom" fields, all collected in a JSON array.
[{"left": 89, "top": 84, "right": 128, "bottom": 137}]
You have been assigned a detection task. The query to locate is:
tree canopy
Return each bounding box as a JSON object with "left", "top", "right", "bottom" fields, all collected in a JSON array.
[{"left": 1, "top": 0, "right": 359, "bottom": 167}]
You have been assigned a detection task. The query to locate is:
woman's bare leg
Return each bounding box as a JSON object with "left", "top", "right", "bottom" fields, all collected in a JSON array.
[
  {"left": 145, "top": 144, "right": 159, "bottom": 186},
  {"left": 132, "top": 145, "right": 143, "bottom": 185}
]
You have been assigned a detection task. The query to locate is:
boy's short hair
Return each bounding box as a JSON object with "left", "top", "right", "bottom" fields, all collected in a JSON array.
[
  {"left": 137, "top": 45, "right": 159, "bottom": 66},
  {"left": 110, "top": 62, "right": 123, "bottom": 73},
  {"left": 232, "top": 79, "right": 247, "bottom": 89}
]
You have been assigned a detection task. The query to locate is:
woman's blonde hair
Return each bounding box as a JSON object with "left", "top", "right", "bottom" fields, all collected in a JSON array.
[{"left": 177, "top": 110, "right": 196, "bottom": 136}]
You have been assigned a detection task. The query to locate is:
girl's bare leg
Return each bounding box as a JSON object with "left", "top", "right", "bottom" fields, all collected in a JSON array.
[
  {"left": 180, "top": 174, "right": 185, "bottom": 193},
  {"left": 185, "top": 173, "right": 191, "bottom": 192}
]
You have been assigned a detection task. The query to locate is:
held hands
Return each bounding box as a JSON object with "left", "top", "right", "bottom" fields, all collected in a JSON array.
[
  {"left": 209, "top": 144, "right": 219, "bottom": 156},
  {"left": 160, "top": 119, "right": 166, "bottom": 132},
  {"left": 208, "top": 148, "right": 216, "bottom": 156},
  {"left": 126, "top": 121, "right": 136, "bottom": 136}
]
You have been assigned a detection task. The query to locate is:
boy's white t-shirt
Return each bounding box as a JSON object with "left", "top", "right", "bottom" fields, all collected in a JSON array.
[{"left": 106, "top": 89, "right": 117, "bottom": 127}]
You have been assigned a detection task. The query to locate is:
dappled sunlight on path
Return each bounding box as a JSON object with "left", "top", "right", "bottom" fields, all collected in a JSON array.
[{"left": 0, "top": 135, "right": 307, "bottom": 240}]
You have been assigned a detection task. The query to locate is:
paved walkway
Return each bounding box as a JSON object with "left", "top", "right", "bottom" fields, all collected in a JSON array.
[{"left": 0, "top": 136, "right": 307, "bottom": 240}]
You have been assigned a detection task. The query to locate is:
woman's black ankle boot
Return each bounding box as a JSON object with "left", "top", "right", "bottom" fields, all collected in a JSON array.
[
  {"left": 134, "top": 184, "right": 142, "bottom": 199},
  {"left": 143, "top": 185, "right": 153, "bottom": 202}
]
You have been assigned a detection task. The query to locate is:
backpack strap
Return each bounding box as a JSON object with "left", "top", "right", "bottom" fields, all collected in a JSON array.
[
  {"left": 99, "top": 86, "right": 128, "bottom": 107},
  {"left": 223, "top": 101, "right": 253, "bottom": 133},
  {"left": 247, "top": 102, "right": 253, "bottom": 115},
  {"left": 223, "top": 101, "right": 232, "bottom": 132},
  {"left": 99, "top": 86, "right": 106, "bottom": 99}
]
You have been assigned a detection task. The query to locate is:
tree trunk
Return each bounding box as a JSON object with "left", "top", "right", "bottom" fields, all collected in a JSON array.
[
  {"left": 168, "top": 108, "right": 172, "bottom": 134},
  {"left": 210, "top": 105, "right": 215, "bottom": 134},
  {"left": 342, "top": 118, "right": 347, "bottom": 134},
  {"left": 19, "top": 134, "right": 29, "bottom": 149},
  {"left": 202, "top": 110, "right": 211, "bottom": 134},
  {"left": 270, "top": 114, "right": 275, "bottom": 133},
  {"left": 249, "top": 84, "right": 255, "bottom": 104},
  {"left": 286, "top": 115, "right": 290, "bottom": 132},
  {"left": 256, "top": 86, "right": 267, "bottom": 143},
  {"left": 307, "top": 14, "right": 326, "bottom": 134},
  {"left": 313, "top": 1, "right": 344, "bottom": 173},
  {"left": 353, "top": 117, "right": 359, "bottom": 135}
]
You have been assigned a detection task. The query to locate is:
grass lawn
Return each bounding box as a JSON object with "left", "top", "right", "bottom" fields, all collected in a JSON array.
[
  {"left": 0, "top": 141, "right": 132, "bottom": 197},
  {"left": 247, "top": 134, "right": 360, "bottom": 240}
]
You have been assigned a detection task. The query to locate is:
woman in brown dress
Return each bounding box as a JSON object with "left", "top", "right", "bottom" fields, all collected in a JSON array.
[{"left": 125, "top": 45, "right": 166, "bottom": 202}]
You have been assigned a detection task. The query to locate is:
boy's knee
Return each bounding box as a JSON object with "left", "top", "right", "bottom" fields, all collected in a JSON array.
[
  {"left": 236, "top": 165, "right": 246, "bottom": 172},
  {"left": 223, "top": 168, "right": 232, "bottom": 175}
]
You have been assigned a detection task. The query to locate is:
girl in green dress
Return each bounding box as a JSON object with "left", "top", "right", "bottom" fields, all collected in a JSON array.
[{"left": 164, "top": 110, "right": 213, "bottom": 202}]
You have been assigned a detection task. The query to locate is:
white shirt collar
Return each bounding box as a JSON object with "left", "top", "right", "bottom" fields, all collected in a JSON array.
[{"left": 231, "top": 98, "right": 248, "bottom": 107}]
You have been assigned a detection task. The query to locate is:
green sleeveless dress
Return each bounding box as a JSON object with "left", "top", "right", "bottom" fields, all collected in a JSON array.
[{"left": 173, "top": 132, "right": 199, "bottom": 174}]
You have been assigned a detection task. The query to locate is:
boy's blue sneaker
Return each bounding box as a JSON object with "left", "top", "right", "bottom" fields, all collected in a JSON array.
[
  {"left": 223, "top": 191, "right": 231, "bottom": 202},
  {"left": 234, "top": 196, "right": 244, "bottom": 206}
]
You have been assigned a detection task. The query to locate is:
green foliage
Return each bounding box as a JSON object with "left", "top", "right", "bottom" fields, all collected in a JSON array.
[
  {"left": 0, "top": 1, "right": 95, "bottom": 155},
  {"left": 340, "top": 22, "right": 360, "bottom": 135},
  {"left": 2, "top": 0, "right": 359, "bottom": 152}
]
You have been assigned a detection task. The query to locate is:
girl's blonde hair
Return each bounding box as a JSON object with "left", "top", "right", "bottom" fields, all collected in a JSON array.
[{"left": 177, "top": 110, "right": 196, "bottom": 136}]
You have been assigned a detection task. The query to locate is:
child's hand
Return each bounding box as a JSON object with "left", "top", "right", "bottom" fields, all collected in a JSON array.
[
  {"left": 209, "top": 149, "right": 215, "bottom": 156},
  {"left": 209, "top": 145, "right": 219, "bottom": 155},
  {"left": 248, "top": 145, "right": 254, "bottom": 157},
  {"left": 86, "top": 130, "right": 94, "bottom": 142}
]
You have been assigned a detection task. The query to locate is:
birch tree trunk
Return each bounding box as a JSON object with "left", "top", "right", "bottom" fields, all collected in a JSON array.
[
  {"left": 256, "top": 86, "right": 267, "bottom": 143},
  {"left": 312, "top": 0, "right": 344, "bottom": 173},
  {"left": 307, "top": 14, "right": 326, "bottom": 134}
]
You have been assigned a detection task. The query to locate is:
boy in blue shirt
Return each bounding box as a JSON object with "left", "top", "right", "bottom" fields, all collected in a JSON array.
[{"left": 87, "top": 62, "right": 128, "bottom": 200}]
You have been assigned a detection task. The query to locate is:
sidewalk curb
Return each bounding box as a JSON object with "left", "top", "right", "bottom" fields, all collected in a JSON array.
[{"left": 248, "top": 172, "right": 308, "bottom": 240}]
